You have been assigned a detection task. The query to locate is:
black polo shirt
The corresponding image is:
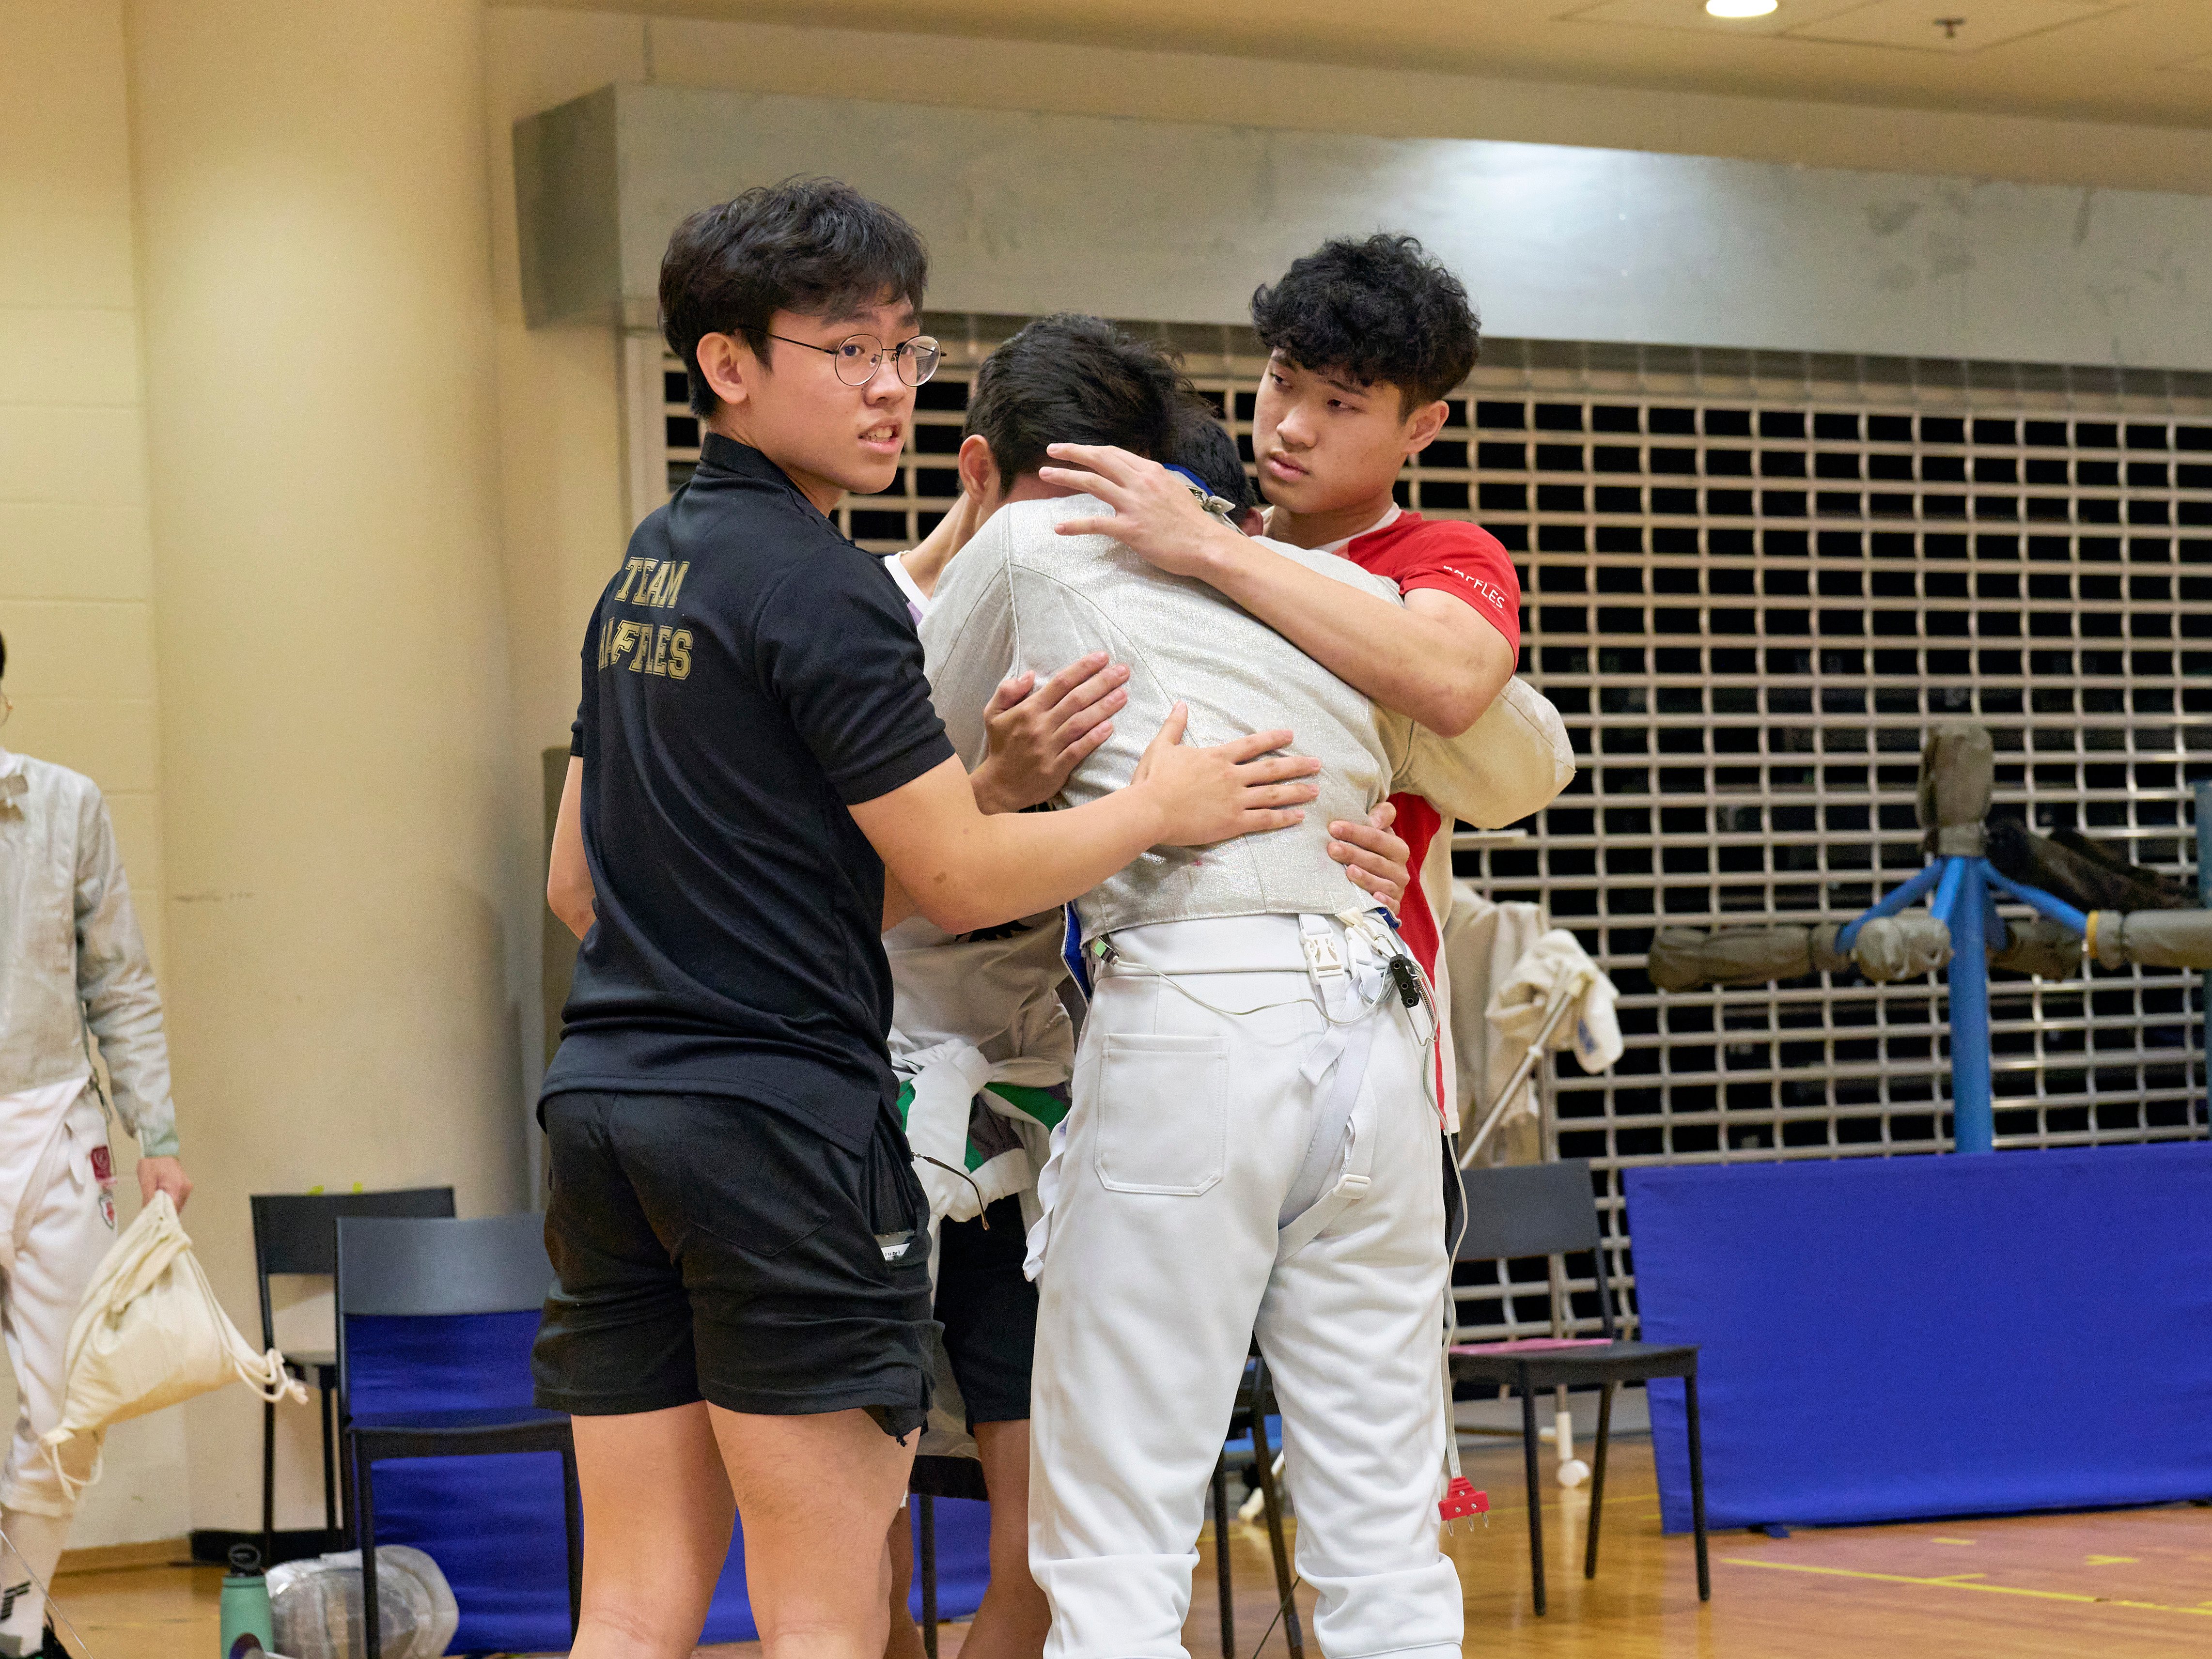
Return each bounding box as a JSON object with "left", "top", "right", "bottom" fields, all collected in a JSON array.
[{"left": 543, "top": 434, "right": 956, "bottom": 1149}]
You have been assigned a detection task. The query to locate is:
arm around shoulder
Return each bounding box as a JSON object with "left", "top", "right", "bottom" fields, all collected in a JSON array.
[
  {"left": 1400, "top": 588, "right": 1517, "bottom": 736},
  {"left": 1194, "top": 536, "right": 1514, "bottom": 735}
]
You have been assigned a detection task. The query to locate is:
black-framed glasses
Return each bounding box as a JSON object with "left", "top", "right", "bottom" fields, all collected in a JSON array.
[{"left": 765, "top": 331, "right": 942, "bottom": 388}]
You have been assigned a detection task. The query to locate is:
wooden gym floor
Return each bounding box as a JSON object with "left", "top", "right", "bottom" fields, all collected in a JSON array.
[{"left": 51, "top": 1435, "right": 2212, "bottom": 1657}]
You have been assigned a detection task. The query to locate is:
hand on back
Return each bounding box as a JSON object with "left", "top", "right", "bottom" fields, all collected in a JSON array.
[
  {"left": 1130, "top": 704, "right": 1318, "bottom": 847},
  {"left": 1330, "top": 800, "right": 1411, "bottom": 913},
  {"left": 972, "top": 652, "right": 1131, "bottom": 813}
]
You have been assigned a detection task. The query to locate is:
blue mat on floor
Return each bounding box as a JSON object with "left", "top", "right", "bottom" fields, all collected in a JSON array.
[
  {"left": 352, "top": 1310, "right": 989, "bottom": 1650},
  {"left": 1625, "top": 1142, "right": 2212, "bottom": 1534}
]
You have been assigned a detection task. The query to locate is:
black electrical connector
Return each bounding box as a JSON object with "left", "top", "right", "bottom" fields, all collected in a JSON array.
[{"left": 1387, "top": 955, "right": 1424, "bottom": 1009}]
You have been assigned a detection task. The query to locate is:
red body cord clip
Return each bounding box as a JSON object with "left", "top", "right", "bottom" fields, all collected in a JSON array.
[{"left": 1439, "top": 1476, "right": 1490, "bottom": 1533}]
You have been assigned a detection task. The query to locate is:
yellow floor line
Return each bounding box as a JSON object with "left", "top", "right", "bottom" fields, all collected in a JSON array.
[{"left": 1721, "top": 1557, "right": 2212, "bottom": 1618}]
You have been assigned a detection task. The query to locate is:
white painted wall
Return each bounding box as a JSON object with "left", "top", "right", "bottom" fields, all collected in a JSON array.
[
  {"left": 125, "top": 0, "right": 529, "bottom": 1534},
  {"left": 0, "top": 0, "right": 191, "bottom": 1550},
  {"left": 584, "top": 85, "right": 2212, "bottom": 372}
]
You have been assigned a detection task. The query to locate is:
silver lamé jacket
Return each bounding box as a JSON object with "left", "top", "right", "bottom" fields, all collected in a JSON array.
[
  {"left": 0, "top": 746, "right": 180, "bottom": 1156},
  {"left": 920, "top": 494, "right": 1573, "bottom": 943}
]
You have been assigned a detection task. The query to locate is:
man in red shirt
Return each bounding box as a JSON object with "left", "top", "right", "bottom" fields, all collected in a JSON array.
[{"left": 1042, "top": 233, "right": 1521, "bottom": 1104}]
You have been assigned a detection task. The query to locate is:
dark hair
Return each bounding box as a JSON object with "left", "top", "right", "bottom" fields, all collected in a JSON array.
[
  {"left": 0, "top": 628, "right": 6, "bottom": 680},
  {"left": 1167, "top": 399, "right": 1256, "bottom": 516},
  {"left": 1249, "top": 233, "right": 1479, "bottom": 413},
  {"left": 963, "top": 315, "right": 1190, "bottom": 484},
  {"left": 660, "top": 178, "right": 928, "bottom": 419}
]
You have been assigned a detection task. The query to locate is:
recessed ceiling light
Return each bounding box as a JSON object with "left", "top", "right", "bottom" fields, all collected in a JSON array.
[{"left": 1705, "top": 0, "right": 1779, "bottom": 16}]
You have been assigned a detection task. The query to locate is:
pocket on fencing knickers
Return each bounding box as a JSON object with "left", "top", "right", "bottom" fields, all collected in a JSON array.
[{"left": 1094, "top": 1035, "right": 1228, "bottom": 1196}]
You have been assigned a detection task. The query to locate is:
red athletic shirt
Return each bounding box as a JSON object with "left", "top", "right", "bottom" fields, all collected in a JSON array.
[
  {"left": 1343, "top": 511, "right": 1522, "bottom": 658},
  {"left": 1332, "top": 510, "right": 1524, "bottom": 978}
]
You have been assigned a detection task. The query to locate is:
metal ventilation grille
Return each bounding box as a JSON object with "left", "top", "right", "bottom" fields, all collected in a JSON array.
[{"left": 659, "top": 330, "right": 2212, "bottom": 1339}]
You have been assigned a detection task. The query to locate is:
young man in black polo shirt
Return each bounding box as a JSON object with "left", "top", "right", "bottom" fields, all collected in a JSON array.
[{"left": 533, "top": 182, "right": 1322, "bottom": 1659}]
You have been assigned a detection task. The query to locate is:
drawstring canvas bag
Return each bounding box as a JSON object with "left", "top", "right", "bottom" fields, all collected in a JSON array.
[{"left": 39, "top": 1191, "right": 305, "bottom": 1493}]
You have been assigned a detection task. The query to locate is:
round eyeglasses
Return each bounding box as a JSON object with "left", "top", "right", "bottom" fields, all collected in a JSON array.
[{"left": 766, "top": 331, "right": 942, "bottom": 388}]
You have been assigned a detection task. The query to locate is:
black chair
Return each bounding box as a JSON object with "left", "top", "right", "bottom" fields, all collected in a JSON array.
[
  {"left": 335, "top": 1213, "right": 582, "bottom": 1659},
  {"left": 1214, "top": 1353, "right": 1303, "bottom": 1659},
  {"left": 251, "top": 1187, "right": 455, "bottom": 1567},
  {"left": 908, "top": 1454, "right": 990, "bottom": 1658},
  {"left": 1449, "top": 1160, "right": 1708, "bottom": 1615}
]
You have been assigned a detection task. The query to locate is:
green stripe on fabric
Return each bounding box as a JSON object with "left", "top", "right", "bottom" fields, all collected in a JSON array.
[
  {"left": 895, "top": 1080, "right": 916, "bottom": 1126},
  {"left": 983, "top": 1082, "right": 1069, "bottom": 1128}
]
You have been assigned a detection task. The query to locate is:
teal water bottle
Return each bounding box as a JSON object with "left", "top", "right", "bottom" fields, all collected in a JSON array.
[{"left": 219, "top": 1543, "right": 276, "bottom": 1658}]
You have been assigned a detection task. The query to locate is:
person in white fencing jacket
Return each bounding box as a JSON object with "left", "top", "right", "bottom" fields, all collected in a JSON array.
[
  {"left": 920, "top": 321, "right": 1571, "bottom": 1659},
  {"left": 0, "top": 630, "right": 191, "bottom": 1659},
  {"left": 876, "top": 478, "right": 1417, "bottom": 1659}
]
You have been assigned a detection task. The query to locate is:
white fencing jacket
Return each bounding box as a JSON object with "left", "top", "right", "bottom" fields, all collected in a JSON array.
[
  {"left": 920, "top": 494, "right": 1572, "bottom": 944},
  {"left": 0, "top": 747, "right": 179, "bottom": 1157},
  {"left": 884, "top": 553, "right": 1075, "bottom": 1231}
]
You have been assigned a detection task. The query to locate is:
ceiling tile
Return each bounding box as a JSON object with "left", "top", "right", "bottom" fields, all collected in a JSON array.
[{"left": 1785, "top": 0, "right": 2118, "bottom": 53}]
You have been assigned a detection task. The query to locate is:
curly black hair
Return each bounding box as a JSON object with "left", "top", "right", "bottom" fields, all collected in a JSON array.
[
  {"left": 1167, "top": 398, "right": 1256, "bottom": 516},
  {"left": 660, "top": 178, "right": 928, "bottom": 419},
  {"left": 964, "top": 315, "right": 1190, "bottom": 485},
  {"left": 1250, "top": 233, "right": 1479, "bottom": 414}
]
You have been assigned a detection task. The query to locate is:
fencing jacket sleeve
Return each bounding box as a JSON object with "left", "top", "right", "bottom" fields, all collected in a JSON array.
[
  {"left": 72, "top": 786, "right": 178, "bottom": 1158},
  {"left": 917, "top": 511, "right": 1018, "bottom": 770},
  {"left": 1392, "top": 679, "right": 1576, "bottom": 832}
]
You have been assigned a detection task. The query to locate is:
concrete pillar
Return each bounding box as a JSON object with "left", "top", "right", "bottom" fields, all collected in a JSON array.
[{"left": 123, "top": 0, "right": 527, "bottom": 1530}]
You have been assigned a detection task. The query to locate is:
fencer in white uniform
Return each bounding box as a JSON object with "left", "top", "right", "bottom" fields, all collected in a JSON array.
[
  {"left": 883, "top": 522, "right": 1431, "bottom": 1658},
  {"left": 0, "top": 646, "right": 190, "bottom": 1658},
  {"left": 923, "top": 453, "right": 1565, "bottom": 1653},
  {"left": 881, "top": 544, "right": 1071, "bottom": 1415},
  {"left": 881, "top": 557, "right": 1068, "bottom": 1197}
]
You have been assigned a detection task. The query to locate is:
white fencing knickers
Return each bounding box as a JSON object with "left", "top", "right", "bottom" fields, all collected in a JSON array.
[
  {"left": 0, "top": 1082, "right": 118, "bottom": 1654},
  {"left": 1028, "top": 912, "right": 1460, "bottom": 1659}
]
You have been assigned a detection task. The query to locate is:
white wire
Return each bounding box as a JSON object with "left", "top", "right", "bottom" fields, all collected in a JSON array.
[
  {"left": 1092, "top": 922, "right": 1419, "bottom": 1036},
  {"left": 0, "top": 1519, "right": 93, "bottom": 1658}
]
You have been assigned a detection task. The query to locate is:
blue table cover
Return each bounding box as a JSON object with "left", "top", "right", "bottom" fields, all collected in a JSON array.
[{"left": 1626, "top": 1142, "right": 2212, "bottom": 1532}]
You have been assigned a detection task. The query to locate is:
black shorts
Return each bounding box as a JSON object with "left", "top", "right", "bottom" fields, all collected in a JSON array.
[
  {"left": 532, "top": 1088, "right": 935, "bottom": 1438},
  {"left": 934, "top": 1194, "right": 1038, "bottom": 1429}
]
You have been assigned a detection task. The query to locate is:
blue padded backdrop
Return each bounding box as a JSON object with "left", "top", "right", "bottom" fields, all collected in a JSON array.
[
  {"left": 347, "top": 1311, "right": 988, "bottom": 1650},
  {"left": 1626, "top": 1142, "right": 2212, "bottom": 1534}
]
